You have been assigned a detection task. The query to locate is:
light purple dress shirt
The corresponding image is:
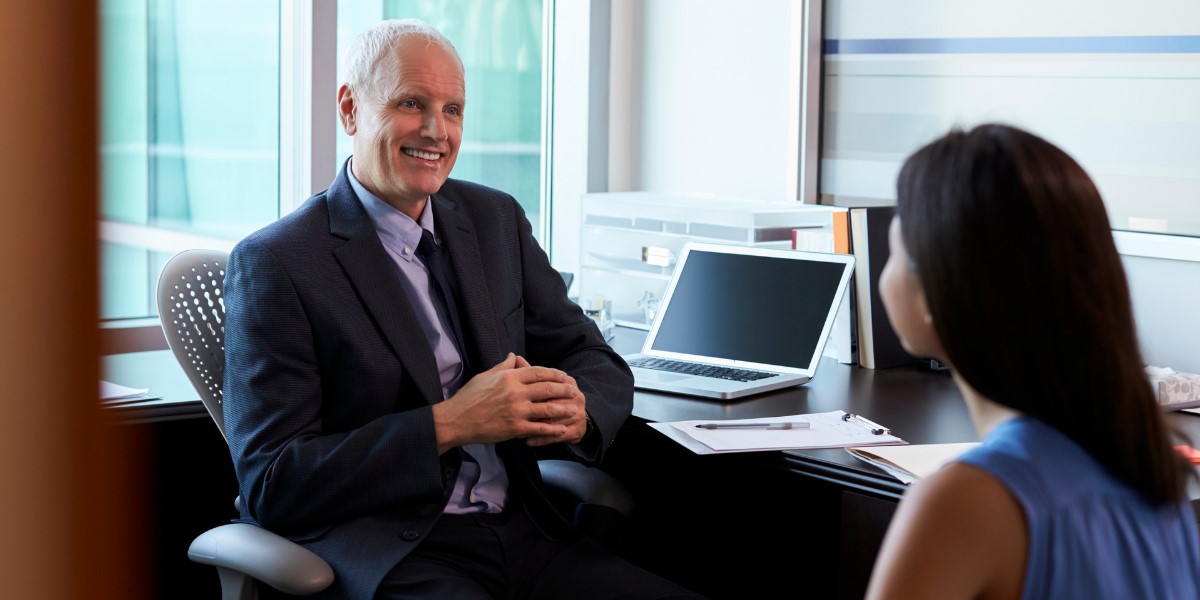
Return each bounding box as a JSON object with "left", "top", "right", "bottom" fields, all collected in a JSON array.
[{"left": 348, "top": 165, "right": 508, "bottom": 514}]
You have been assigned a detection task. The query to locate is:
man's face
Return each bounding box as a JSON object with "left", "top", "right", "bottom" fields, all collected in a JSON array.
[{"left": 339, "top": 38, "right": 465, "bottom": 212}]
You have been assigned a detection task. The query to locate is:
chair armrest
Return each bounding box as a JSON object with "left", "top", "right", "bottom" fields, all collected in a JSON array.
[
  {"left": 538, "top": 459, "right": 634, "bottom": 517},
  {"left": 188, "top": 523, "right": 334, "bottom": 595}
]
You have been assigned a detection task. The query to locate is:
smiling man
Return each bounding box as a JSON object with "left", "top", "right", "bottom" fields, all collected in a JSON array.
[
  {"left": 338, "top": 25, "right": 464, "bottom": 220},
  {"left": 222, "top": 19, "right": 704, "bottom": 600}
]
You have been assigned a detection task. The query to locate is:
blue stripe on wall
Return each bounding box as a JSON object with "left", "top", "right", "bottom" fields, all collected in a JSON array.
[{"left": 825, "top": 35, "right": 1200, "bottom": 55}]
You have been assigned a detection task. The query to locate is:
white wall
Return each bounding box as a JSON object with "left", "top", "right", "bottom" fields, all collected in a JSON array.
[
  {"left": 1124, "top": 256, "right": 1200, "bottom": 374},
  {"left": 616, "top": 0, "right": 801, "bottom": 200}
]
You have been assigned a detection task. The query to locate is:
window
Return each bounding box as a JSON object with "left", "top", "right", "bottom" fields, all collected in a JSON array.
[
  {"left": 336, "top": 0, "right": 546, "bottom": 236},
  {"left": 819, "top": 1, "right": 1200, "bottom": 243},
  {"left": 100, "top": 0, "right": 281, "bottom": 320},
  {"left": 100, "top": 0, "right": 551, "bottom": 325}
]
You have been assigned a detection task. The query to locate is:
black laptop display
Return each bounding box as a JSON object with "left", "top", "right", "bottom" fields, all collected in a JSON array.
[{"left": 623, "top": 242, "right": 855, "bottom": 400}]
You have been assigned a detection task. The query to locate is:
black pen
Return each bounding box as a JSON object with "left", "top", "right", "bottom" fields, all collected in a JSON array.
[{"left": 695, "top": 422, "right": 811, "bottom": 430}]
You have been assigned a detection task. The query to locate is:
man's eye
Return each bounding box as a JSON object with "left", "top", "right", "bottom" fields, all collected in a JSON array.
[
  {"left": 447, "top": 106, "right": 461, "bottom": 117},
  {"left": 400, "top": 100, "right": 418, "bottom": 109}
]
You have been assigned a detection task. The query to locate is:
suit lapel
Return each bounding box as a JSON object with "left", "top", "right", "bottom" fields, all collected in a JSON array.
[
  {"left": 326, "top": 168, "right": 445, "bottom": 405},
  {"left": 432, "top": 193, "right": 505, "bottom": 370}
]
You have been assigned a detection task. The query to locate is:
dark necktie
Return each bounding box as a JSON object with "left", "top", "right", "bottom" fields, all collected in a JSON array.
[
  {"left": 416, "top": 229, "right": 467, "bottom": 362},
  {"left": 417, "top": 229, "right": 480, "bottom": 473}
]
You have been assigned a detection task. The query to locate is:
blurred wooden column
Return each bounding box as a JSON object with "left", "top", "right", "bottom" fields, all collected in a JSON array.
[{"left": 0, "top": 1, "right": 145, "bottom": 598}]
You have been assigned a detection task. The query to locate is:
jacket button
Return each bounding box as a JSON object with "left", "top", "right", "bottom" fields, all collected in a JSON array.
[{"left": 401, "top": 529, "right": 420, "bottom": 541}]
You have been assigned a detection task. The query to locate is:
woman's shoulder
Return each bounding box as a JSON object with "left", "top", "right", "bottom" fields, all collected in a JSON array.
[
  {"left": 866, "top": 463, "right": 1027, "bottom": 600},
  {"left": 903, "top": 461, "right": 1026, "bottom": 543}
]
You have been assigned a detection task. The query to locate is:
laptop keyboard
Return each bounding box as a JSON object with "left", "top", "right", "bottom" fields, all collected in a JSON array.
[{"left": 628, "top": 357, "right": 775, "bottom": 382}]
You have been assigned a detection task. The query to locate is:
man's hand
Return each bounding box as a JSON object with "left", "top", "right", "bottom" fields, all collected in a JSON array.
[
  {"left": 513, "top": 355, "right": 588, "bottom": 447},
  {"left": 431, "top": 353, "right": 582, "bottom": 454}
]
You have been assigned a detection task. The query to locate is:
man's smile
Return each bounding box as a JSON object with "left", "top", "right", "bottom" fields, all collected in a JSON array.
[{"left": 403, "top": 147, "right": 442, "bottom": 161}]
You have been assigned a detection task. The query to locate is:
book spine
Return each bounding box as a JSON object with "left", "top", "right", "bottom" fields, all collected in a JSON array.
[
  {"left": 849, "top": 209, "right": 875, "bottom": 369},
  {"left": 832, "top": 209, "right": 856, "bottom": 365},
  {"left": 851, "top": 206, "right": 921, "bottom": 369},
  {"left": 832, "top": 210, "right": 851, "bottom": 254},
  {"left": 866, "top": 207, "right": 920, "bottom": 368}
]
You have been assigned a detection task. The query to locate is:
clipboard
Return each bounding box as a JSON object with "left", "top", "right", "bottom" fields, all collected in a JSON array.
[{"left": 649, "top": 410, "right": 906, "bottom": 455}]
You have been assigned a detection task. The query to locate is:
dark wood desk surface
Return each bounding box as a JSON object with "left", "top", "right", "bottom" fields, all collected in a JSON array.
[
  {"left": 611, "top": 326, "right": 974, "bottom": 499},
  {"left": 105, "top": 326, "right": 1200, "bottom": 500},
  {"left": 610, "top": 326, "right": 1200, "bottom": 501},
  {"left": 102, "top": 350, "right": 209, "bottom": 423}
]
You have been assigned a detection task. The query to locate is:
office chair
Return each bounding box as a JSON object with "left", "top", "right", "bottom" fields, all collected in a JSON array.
[{"left": 157, "top": 249, "right": 633, "bottom": 599}]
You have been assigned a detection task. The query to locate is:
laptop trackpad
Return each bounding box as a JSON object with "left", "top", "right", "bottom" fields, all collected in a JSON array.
[{"left": 636, "top": 370, "right": 690, "bottom": 383}]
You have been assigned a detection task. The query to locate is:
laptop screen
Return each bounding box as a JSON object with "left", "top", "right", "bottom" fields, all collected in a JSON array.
[{"left": 646, "top": 244, "right": 852, "bottom": 371}]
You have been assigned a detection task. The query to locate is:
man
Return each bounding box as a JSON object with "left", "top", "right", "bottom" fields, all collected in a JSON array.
[{"left": 223, "top": 18, "right": 703, "bottom": 600}]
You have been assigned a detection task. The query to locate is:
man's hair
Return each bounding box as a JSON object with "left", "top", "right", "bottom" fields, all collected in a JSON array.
[
  {"left": 341, "top": 18, "right": 463, "bottom": 99},
  {"left": 895, "top": 123, "right": 1191, "bottom": 506}
]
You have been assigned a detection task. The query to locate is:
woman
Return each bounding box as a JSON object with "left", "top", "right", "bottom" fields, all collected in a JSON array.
[{"left": 865, "top": 124, "right": 1200, "bottom": 599}]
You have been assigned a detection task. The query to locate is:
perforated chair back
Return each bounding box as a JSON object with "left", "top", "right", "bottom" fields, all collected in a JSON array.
[{"left": 157, "top": 249, "right": 230, "bottom": 442}]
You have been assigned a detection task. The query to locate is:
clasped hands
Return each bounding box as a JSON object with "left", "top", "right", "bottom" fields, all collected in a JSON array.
[{"left": 433, "top": 352, "right": 587, "bottom": 455}]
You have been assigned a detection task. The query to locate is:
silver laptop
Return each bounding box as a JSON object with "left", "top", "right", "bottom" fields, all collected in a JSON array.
[{"left": 623, "top": 242, "right": 856, "bottom": 400}]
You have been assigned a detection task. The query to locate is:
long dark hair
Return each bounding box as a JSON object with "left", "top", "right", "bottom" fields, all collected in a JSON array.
[{"left": 895, "top": 123, "right": 1189, "bottom": 505}]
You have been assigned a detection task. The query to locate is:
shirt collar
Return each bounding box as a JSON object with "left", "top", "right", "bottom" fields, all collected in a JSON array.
[{"left": 347, "top": 157, "right": 436, "bottom": 260}]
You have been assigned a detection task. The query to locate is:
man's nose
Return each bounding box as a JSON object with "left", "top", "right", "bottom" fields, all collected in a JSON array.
[{"left": 420, "top": 112, "right": 448, "bottom": 141}]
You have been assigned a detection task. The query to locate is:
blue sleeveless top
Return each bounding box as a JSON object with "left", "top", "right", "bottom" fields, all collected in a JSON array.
[{"left": 957, "top": 417, "right": 1200, "bottom": 600}]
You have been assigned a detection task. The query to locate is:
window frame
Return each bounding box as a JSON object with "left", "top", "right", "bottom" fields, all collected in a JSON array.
[{"left": 101, "top": 0, "right": 333, "bottom": 349}]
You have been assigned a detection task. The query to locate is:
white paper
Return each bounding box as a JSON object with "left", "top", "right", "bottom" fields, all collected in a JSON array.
[
  {"left": 653, "top": 411, "right": 906, "bottom": 454},
  {"left": 100, "top": 379, "right": 150, "bottom": 401},
  {"left": 846, "top": 442, "right": 980, "bottom": 484}
]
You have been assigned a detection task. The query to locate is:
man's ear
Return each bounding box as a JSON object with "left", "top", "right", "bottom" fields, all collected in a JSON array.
[{"left": 337, "top": 84, "right": 357, "bottom": 135}]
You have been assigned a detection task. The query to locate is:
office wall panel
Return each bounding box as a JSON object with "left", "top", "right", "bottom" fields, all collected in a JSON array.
[
  {"left": 635, "top": 0, "right": 799, "bottom": 200},
  {"left": 821, "top": 0, "right": 1200, "bottom": 372},
  {"left": 822, "top": 0, "right": 1200, "bottom": 238}
]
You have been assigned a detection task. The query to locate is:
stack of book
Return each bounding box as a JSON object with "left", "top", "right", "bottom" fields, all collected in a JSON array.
[{"left": 793, "top": 204, "right": 921, "bottom": 369}]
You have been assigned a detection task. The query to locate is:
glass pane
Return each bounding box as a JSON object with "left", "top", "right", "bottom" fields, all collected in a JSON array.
[
  {"left": 335, "top": 1, "right": 545, "bottom": 239},
  {"left": 820, "top": 1, "right": 1200, "bottom": 238},
  {"left": 100, "top": 0, "right": 280, "bottom": 319}
]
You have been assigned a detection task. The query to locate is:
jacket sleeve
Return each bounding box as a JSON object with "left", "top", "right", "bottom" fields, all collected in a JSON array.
[{"left": 507, "top": 199, "right": 635, "bottom": 462}]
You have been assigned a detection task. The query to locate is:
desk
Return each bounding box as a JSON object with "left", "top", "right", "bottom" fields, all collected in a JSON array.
[
  {"left": 104, "top": 328, "right": 1200, "bottom": 599},
  {"left": 603, "top": 326, "right": 1200, "bottom": 599},
  {"left": 597, "top": 328, "right": 962, "bottom": 598},
  {"left": 102, "top": 350, "right": 208, "bottom": 423}
]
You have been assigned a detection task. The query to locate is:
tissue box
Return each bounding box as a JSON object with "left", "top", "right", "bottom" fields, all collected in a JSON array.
[{"left": 1146, "top": 366, "right": 1200, "bottom": 410}]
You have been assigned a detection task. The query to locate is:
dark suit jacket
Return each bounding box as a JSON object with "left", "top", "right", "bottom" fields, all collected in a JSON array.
[{"left": 223, "top": 164, "right": 634, "bottom": 600}]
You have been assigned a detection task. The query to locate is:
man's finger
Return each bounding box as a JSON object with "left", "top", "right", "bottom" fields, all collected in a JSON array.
[
  {"left": 532, "top": 381, "right": 578, "bottom": 402},
  {"left": 524, "top": 424, "right": 568, "bottom": 443},
  {"left": 513, "top": 365, "right": 568, "bottom": 384},
  {"left": 527, "top": 399, "right": 578, "bottom": 420}
]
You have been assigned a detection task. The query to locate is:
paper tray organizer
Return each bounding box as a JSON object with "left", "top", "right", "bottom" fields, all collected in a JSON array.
[{"left": 578, "top": 192, "right": 841, "bottom": 328}]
